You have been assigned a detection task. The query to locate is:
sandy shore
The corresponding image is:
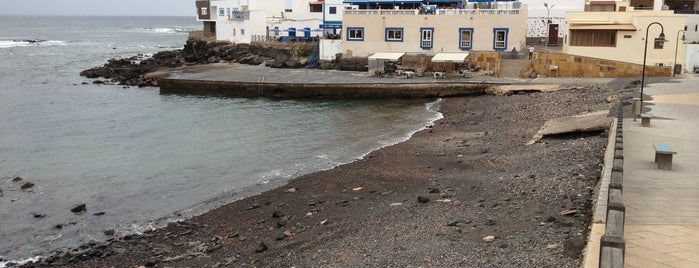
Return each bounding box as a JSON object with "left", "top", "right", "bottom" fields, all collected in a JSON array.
[{"left": 26, "top": 79, "right": 639, "bottom": 267}]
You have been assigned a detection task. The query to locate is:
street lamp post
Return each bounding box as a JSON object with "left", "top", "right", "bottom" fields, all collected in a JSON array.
[
  {"left": 640, "top": 22, "right": 668, "bottom": 114},
  {"left": 543, "top": 3, "right": 554, "bottom": 76},
  {"left": 673, "top": 30, "right": 686, "bottom": 77}
]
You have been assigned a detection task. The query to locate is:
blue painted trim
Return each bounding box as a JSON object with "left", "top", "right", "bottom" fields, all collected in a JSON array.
[
  {"left": 458, "top": 27, "right": 474, "bottom": 51},
  {"left": 347, "top": 27, "right": 364, "bottom": 41},
  {"left": 420, "top": 27, "right": 434, "bottom": 50},
  {"left": 385, "top": 27, "right": 404, "bottom": 42},
  {"left": 492, "top": 28, "right": 509, "bottom": 51}
]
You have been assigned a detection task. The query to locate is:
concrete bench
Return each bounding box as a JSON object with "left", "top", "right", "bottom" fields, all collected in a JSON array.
[
  {"left": 653, "top": 143, "right": 677, "bottom": 170},
  {"left": 641, "top": 113, "right": 651, "bottom": 127}
]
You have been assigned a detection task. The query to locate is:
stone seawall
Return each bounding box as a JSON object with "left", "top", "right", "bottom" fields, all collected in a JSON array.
[{"left": 159, "top": 78, "right": 489, "bottom": 99}]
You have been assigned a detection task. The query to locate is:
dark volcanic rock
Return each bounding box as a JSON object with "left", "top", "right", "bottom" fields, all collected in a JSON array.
[
  {"left": 20, "top": 182, "right": 35, "bottom": 190},
  {"left": 81, "top": 40, "right": 316, "bottom": 87},
  {"left": 255, "top": 243, "right": 268, "bottom": 253},
  {"left": 417, "top": 196, "right": 430, "bottom": 203},
  {"left": 13, "top": 176, "right": 23, "bottom": 182},
  {"left": 71, "top": 204, "right": 87, "bottom": 214}
]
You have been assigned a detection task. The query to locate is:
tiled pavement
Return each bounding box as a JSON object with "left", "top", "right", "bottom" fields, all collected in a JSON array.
[
  {"left": 584, "top": 74, "right": 699, "bottom": 268},
  {"left": 622, "top": 75, "right": 699, "bottom": 268}
]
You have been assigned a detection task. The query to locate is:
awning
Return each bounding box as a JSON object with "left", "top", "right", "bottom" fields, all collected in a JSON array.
[
  {"left": 368, "top": 52, "right": 405, "bottom": 60},
  {"left": 569, "top": 24, "right": 637, "bottom": 31},
  {"left": 588, "top": 1, "right": 616, "bottom": 5},
  {"left": 431, "top": 52, "right": 470, "bottom": 62}
]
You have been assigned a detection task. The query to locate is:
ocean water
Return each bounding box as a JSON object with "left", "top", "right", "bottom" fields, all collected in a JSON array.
[{"left": 0, "top": 16, "right": 441, "bottom": 263}]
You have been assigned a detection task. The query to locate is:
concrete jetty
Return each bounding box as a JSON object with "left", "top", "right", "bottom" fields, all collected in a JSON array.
[{"left": 149, "top": 63, "right": 567, "bottom": 99}]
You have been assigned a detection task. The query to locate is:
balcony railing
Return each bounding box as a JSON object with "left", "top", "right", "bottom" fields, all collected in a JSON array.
[
  {"left": 229, "top": 11, "right": 250, "bottom": 21},
  {"left": 345, "top": 8, "right": 520, "bottom": 16}
]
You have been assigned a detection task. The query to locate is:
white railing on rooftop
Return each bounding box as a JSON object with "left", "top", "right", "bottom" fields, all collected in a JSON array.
[{"left": 345, "top": 8, "right": 520, "bottom": 16}]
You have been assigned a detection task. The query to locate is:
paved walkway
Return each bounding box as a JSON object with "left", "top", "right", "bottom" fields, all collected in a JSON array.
[
  {"left": 583, "top": 74, "right": 699, "bottom": 268},
  {"left": 623, "top": 75, "right": 699, "bottom": 267}
]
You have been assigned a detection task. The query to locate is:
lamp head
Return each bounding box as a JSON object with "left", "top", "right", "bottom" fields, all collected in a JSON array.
[
  {"left": 544, "top": 3, "right": 548, "bottom": 8},
  {"left": 681, "top": 33, "right": 686, "bottom": 42},
  {"left": 658, "top": 32, "right": 667, "bottom": 42}
]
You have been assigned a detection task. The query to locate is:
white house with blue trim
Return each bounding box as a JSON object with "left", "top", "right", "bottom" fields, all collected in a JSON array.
[
  {"left": 340, "top": 0, "right": 528, "bottom": 57},
  {"left": 197, "top": 0, "right": 348, "bottom": 43}
]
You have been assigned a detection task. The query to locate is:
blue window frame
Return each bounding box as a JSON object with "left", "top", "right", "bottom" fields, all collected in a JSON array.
[
  {"left": 493, "top": 28, "right": 509, "bottom": 51},
  {"left": 385, "top": 28, "right": 404, "bottom": 42},
  {"left": 459, "top": 28, "right": 474, "bottom": 50},
  {"left": 347, "top": 27, "right": 364, "bottom": 41},
  {"left": 329, "top": 6, "right": 337, "bottom": 14},
  {"left": 219, "top": 8, "right": 225, "bottom": 16},
  {"left": 420, "top": 27, "right": 434, "bottom": 49}
]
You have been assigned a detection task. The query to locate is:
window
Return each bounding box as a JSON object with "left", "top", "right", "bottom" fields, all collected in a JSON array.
[
  {"left": 570, "top": 30, "right": 616, "bottom": 47},
  {"left": 310, "top": 3, "right": 322, "bottom": 12},
  {"left": 420, "top": 28, "right": 434, "bottom": 49},
  {"left": 219, "top": 8, "right": 225, "bottom": 16},
  {"left": 329, "top": 7, "right": 337, "bottom": 14},
  {"left": 347, "top": 27, "right": 364, "bottom": 41},
  {"left": 459, "top": 28, "right": 473, "bottom": 50},
  {"left": 226, "top": 8, "right": 230, "bottom": 17},
  {"left": 493, "top": 28, "right": 509, "bottom": 50},
  {"left": 232, "top": 29, "right": 236, "bottom": 36},
  {"left": 200, "top": 7, "right": 208, "bottom": 16},
  {"left": 241, "top": 29, "right": 245, "bottom": 36},
  {"left": 385, "top": 28, "right": 403, "bottom": 42}
]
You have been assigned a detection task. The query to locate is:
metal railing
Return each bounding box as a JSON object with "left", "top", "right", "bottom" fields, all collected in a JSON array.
[{"left": 345, "top": 8, "right": 520, "bottom": 16}]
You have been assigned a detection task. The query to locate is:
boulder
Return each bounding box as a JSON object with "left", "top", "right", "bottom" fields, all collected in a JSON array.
[
  {"left": 71, "top": 204, "right": 87, "bottom": 214},
  {"left": 20, "top": 182, "right": 35, "bottom": 190}
]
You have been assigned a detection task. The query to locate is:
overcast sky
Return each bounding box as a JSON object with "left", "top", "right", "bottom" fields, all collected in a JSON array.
[{"left": 0, "top": 0, "right": 194, "bottom": 16}]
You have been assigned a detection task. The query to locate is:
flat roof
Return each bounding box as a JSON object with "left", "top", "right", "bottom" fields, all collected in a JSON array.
[
  {"left": 431, "top": 52, "right": 470, "bottom": 62},
  {"left": 368, "top": 52, "right": 405, "bottom": 60}
]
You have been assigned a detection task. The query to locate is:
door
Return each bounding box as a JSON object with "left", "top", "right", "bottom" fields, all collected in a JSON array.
[{"left": 548, "top": 24, "right": 558, "bottom": 45}]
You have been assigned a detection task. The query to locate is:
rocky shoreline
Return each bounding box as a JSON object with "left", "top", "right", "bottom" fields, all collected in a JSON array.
[
  {"left": 79, "top": 40, "right": 368, "bottom": 87},
  {"left": 12, "top": 78, "right": 642, "bottom": 267}
]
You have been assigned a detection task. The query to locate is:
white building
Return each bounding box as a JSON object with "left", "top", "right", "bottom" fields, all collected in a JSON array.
[
  {"left": 196, "top": 0, "right": 348, "bottom": 43},
  {"left": 515, "top": 0, "right": 585, "bottom": 45}
]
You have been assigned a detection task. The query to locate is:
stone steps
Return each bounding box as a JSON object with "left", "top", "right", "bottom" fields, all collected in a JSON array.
[{"left": 499, "top": 57, "right": 532, "bottom": 78}]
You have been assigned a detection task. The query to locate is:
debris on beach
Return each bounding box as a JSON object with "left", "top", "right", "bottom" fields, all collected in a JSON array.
[{"left": 528, "top": 110, "right": 612, "bottom": 144}]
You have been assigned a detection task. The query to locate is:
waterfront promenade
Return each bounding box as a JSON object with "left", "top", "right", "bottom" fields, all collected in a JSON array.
[
  {"left": 584, "top": 75, "right": 699, "bottom": 267},
  {"left": 622, "top": 75, "right": 699, "bottom": 267}
]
